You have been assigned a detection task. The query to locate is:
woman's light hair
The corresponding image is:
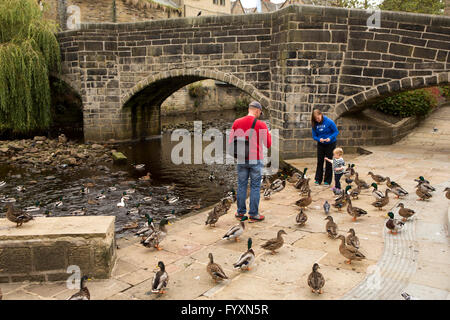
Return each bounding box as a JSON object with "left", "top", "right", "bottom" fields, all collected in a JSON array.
[{"left": 333, "top": 147, "right": 343, "bottom": 156}]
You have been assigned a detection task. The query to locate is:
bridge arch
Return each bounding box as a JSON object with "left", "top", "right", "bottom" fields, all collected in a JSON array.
[{"left": 333, "top": 72, "right": 450, "bottom": 120}]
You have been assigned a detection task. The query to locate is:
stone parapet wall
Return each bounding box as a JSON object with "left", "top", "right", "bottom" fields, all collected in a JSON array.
[{"left": 0, "top": 216, "right": 116, "bottom": 283}]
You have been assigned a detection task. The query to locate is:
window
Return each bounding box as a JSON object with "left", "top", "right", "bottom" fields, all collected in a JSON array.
[
  {"left": 213, "top": 0, "right": 218, "bottom": 4},
  {"left": 220, "top": 0, "right": 225, "bottom": 5}
]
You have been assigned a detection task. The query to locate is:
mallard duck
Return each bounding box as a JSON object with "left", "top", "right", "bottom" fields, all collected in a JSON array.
[
  {"left": 108, "top": 186, "right": 117, "bottom": 192},
  {"left": 288, "top": 172, "right": 302, "bottom": 184},
  {"left": 296, "top": 208, "right": 308, "bottom": 226},
  {"left": 260, "top": 230, "right": 287, "bottom": 254},
  {"left": 24, "top": 201, "right": 41, "bottom": 213},
  {"left": 444, "top": 187, "right": 450, "bottom": 200},
  {"left": 141, "top": 218, "right": 171, "bottom": 250},
  {"left": 263, "top": 187, "right": 273, "bottom": 200},
  {"left": 299, "top": 178, "right": 311, "bottom": 195},
  {"left": 53, "top": 196, "right": 63, "bottom": 207},
  {"left": 346, "top": 197, "right": 367, "bottom": 221},
  {"left": 134, "top": 164, "right": 145, "bottom": 170},
  {"left": 16, "top": 185, "right": 25, "bottom": 192},
  {"left": 233, "top": 238, "right": 255, "bottom": 271},
  {"left": 350, "top": 184, "right": 361, "bottom": 199},
  {"left": 126, "top": 188, "right": 136, "bottom": 194},
  {"left": 80, "top": 187, "right": 89, "bottom": 194},
  {"left": 127, "top": 203, "right": 141, "bottom": 215},
  {"left": 368, "top": 171, "right": 386, "bottom": 184},
  {"left": 337, "top": 235, "right": 366, "bottom": 264},
  {"left": 416, "top": 186, "right": 432, "bottom": 201},
  {"left": 136, "top": 213, "right": 155, "bottom": 236},
  {"left": 222, "top": 216, "right": 248, "bottom": 241},
  {"left": 371, "top": 189, "right": 391, "bottom": 210},
  {"left": 271, "top": 179, "right": 286, "bottom": 193},
  {"left": 415, "top": 176, "right": 434, "bottom": 190},
  {"left": 346, "top": 228, "right": 360, "bottom": 249},
  {"left": 2, "top": 197, "right": 16, "bottom": 203},
  {"left": 71, "top": 207, "right": 86, "bottom": 216},
  {"left": 0, "top": 181, "right": 6, "bottom": 187},
  {"left": 208, "top": 172, "right": 215, "bottom": 182},
  {"left": 68, "top": 275, "right": 91, "bottom": 300},
  {"left": 261, "top": 175, "right": 271, "bottom": 191},
  {"left": 390, "top": 184, "right": 409, "bottom": 198},
  {"left": 143, "top": 193, "right": 153, "bottom": 202},
  {"left": 323, "top": 201, "right": 330, "bottom": 215},
  {"left": 325, "top": 216, "right": 338, "bottom": 239},
  {"left": 354, "top": 172, "right": 369, "bottom": 189},
  {"left": 307, "top": 263, "right": 325, "bottom": 294},
  {"left": 294, "top": 168, "right": 308, "bottom": 189},
  {"left": 205, "top": 206, "right": 220, "bottom": 227},
  {"left": 296, "top": 190, "right": 312, "bottom": 209},
  {"left": 345, "top": 177, "right": 354, "bottom": 185},
  {"left": 5, "top": 203, "right": 33, "bottom": 227},
  {"left": 415, "top": 178, "right": 435, "bottom": 193},
  {"left": 344, "top": 164, "right": 355, "bottom": 177},
  {"left": 165, "top": 195, "right": 179, "bottom": 204},
  {"left": 371, "top": 183, "right": 384, "bottom": 200},
  {"left": 151, "top": 261, "right": 169, "bottom": 294},
  {"left": 386, "top": 211, "right": 404, "bottom": 235},
  {"left": 397, "top": 203, "right": 415, "bottom": 222},
  {"left": 95, "top": 191, "right": 106, "bottom": 200},
  {"left": 332, "top": 186, "right": 351, "bottom": 211},
  {"left": 207, "top": 253, "right": 228, "bottom": 282}
]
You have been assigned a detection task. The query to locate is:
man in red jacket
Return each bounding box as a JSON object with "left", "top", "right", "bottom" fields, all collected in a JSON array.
[{"left": 229, "top": 101, "right": 271, "bottom": 222}]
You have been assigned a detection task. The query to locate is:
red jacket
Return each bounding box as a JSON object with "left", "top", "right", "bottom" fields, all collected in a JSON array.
[{"left": 229, "top": 115, "right": 272, "bottom": 160}]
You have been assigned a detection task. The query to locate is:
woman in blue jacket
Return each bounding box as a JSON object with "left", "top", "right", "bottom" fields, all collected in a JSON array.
[{"left": 311, "top": 109, "right": 339, "bottom": 185}]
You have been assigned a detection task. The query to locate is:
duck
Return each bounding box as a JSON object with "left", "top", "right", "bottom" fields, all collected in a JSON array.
[
  {"left": 126, "top": 203, "right": 140, "bottom": 215},
  {"left": 71, "top": 207, "right": 86, "bottom": 216},
  {"left": 270, "top": 179, "right": 286, "bottom": 193},
  {"left": 141, "top": 218, "right": 171, "bottom": 250},
  {"left": 24, "top": 201, "right": 41, "bottom": 213},
  {"left": 390, "top": 184, "right": 409, "bottom": 199},
  {"left": 296, "top": 208, "right": 308, "bottom": 226},
  {"left": 344, "top": 164, "right": 355, "bottom": 177},
  {"left": 325, "top": 216, "right": 338, "bottom": 239},
  {"left": 205, "top": 206, "right": 221, "bottom": 227},
  {"left": 165, "top": 195, "right": 179, "bottom": 204},
  {"left": 416, "top": 186, "right": 432, "bottom": 201},
  {"left": 397, "top": 203, "right": 415, "bottom": 222},
  {"left": 207, "top": 253, "right": 228, "bottom": 282},
  {"left": 288, "top": 172, "right": 302, "bottom": 184},
  {"left": 332, "top": 186, "right": 351, "bottom": 211},
  {"left": 371, "top": 183, "right": 385, "bottom": 200},
  {"left": 2, "top": 197, "right": 16, "bottom": 203},
  {"left": 67, "top": 275, "right": 91, "bottom": 300},
  {"left": 95, "top": 191, "right": 106, "bottom": 200},
  {"left": 295, "top": 190, "right": 312, "bottom": 209},
  {"left": 323, "top": 201, "right": 330, "bottom": 215},
  {"left": 368, "top": 171, "right": 386, "bottom": 184},
  {"left": 415, "top": 176, "right": 434, "bottom": 190},
  {"left": 354, "top": 172, "right": 369, "bottom": 189},
  {"left": 263, "top": 187, "right": 273, "bottom": 200},
  {"left": 108, "top": 186, "right": 117, "bottom": 192},
  {"left": 117, "top": 197, "right": 126, "bottom": 208},
  {"left": 139, "top": 172, "right": 152, "bottom": 182},
  {"left": 0, "top": 181, "right": 6, "bottom": 187},
  {"left": 307, "top": 263, "right": 325, "bottom": 294},
  {"left": 222, "top": 216, "right": 248, "bottom": 242},
  {"left": 233, "top": 238, "right": 255, "bottom": 271},
  {"left": 345, "top": 177, "right": 354, "bottom": 185},
  {"left": 135, "top": 213, "right": 155, "bottom": 236},
  {"left": 386, "top": 211, "right": 404, "bottom": 235},
  {"left": 294, "top": 168, "right": 308, "bottom": 189},
  {"left": 260, "top": 230, "right": 287, "bottom": 254},
  {"left": 444, "top": 187, "right": 450, "bottom": 200},
  {"left": 125, "top": 188, "right": 136, "bottom": 194},
  {"left": 346, "top": 228, "right": 360, "bottom": 249},
  {"left": 16, "top": 185, "right": 26, "bottom": 192},
  {"left": 337, "top": 235, "right": 366, "bottom": 264},
  {"left": 80, "top": 187, "right": 89, "bottom": 195},
  {"left": 261, "top": 175, "right": 271, "bottom": 191},
  {"left": 371, "top": 189, "right": 391, "bottom": 211},
  {"left": 299, "top": 178, "right": 311, "bottom": 195},
  {"left": 143, "top": 192, "right": 153, "bottom": 202},
  {"left": 134, "top": 164, "right": 145, "bottom": 170},
  {"left": 346, "top": 197, "right": 367, "bottom": 221},
  {"left": 208, "top": 172, "right": 215, "bottom": 182},
  {"left": 151, "top": 261, "right": 169, "bottom": 294},
  {"left": 349, "top": 184, "right": 361, "bottom": 199},
  {"left": 53, "top": 196, "right": 63, "bottom": 207},
  {"left": 5, "top": 203, "right": 34, "bottom": 227}
]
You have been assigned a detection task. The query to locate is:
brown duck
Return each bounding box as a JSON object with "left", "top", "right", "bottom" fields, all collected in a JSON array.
[
  {"left": 295, "top": 190, "right": 312, "bottom": 209},
  {"left": 337, "top": 235, "right": 366, "bottom": 264},
  {"left": 261, "top": 230, "right": 287, "bottom": 254},
  {"left": 346, "top": 228, "right": 360, "bottom": 249},
  {"left": 295, "top": 208, "right": 308, "bottom": 226},
  {"left": 445, "top": 187, "right": 450, "bottom": 200},
  {"left": 371, "top": 189, "right": 391, "bottom": 210},
  {"left": 346, "top": 197, "right": 368, "bottom": 221},
  {"left": 368, "top": 171, "right": 386, "bottom": 184},
  {"left": 307, "top": 263, "right": 325, "bottom": 294},
  {"left": 325, "top": 216, "right": 338, "bottom": 239},
  {"left": 206, "top": 253, "right": 228, "bottom": 282},
  {"left": 5, "top": 203, "right": 33, "bottom": 227},
  {"left": 397, "top": 203, "right": 415, "bottom": 222},
  {"left": 354, "top": 172, "right": 370, "bottom": 189}
]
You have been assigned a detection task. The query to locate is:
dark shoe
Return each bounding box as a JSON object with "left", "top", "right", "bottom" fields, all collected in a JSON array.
[
  {"left": 235, "top": 212, "right": 246, "bottom": 219},
  {"left": 249, "top": 214, "right": 265, "bottom": 222}
]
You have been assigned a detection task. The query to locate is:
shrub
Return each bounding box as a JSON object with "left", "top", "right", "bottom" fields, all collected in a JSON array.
[
  {"left": 234, "top": 95, "right": 251, "bottom": 109},
  {"left": 187, "top": 82, "right": 208, "bottom": 99},
  {"left": 374, "top": 88, "right": 437, "bottom": 118}
]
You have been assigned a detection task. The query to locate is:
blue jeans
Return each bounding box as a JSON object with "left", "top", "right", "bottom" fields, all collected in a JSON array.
[{"left": 237, "top": 160, "right": 263, "bottom": 217}]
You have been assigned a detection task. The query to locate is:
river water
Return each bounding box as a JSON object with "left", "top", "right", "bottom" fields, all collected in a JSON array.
[{"left": 0, "top": 108, "right": 274, "bottom": 236}]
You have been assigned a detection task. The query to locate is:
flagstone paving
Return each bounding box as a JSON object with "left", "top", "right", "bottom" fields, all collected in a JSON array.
[{"left": 2, "top": 106, "right": 449, "bottom": 300}]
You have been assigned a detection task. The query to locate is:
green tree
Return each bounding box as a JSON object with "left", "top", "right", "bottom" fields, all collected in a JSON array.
[
  {"left": 379, "top": 0, "right": 445, "bottom": 14},
  {"left": 0, "top": 0, "right": 60, "bottom": 134}
]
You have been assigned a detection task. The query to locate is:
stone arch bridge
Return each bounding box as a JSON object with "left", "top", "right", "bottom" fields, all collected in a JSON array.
[{"left": 57, "top": 4, "right": 450, "bottom": 158}]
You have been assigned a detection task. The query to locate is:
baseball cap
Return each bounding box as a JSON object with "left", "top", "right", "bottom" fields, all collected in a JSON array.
[{"left": 249, "top": 101, "right": 263, "bottom": 115}]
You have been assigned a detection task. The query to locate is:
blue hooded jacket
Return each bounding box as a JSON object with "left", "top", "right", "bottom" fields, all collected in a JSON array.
[{"left": 312, "top": 116, "right": 339, "bottom": 144}]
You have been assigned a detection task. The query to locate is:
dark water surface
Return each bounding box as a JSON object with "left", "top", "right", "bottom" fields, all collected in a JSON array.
[{"left": 0, "top": 108, "right": 271, "bottom": 236}]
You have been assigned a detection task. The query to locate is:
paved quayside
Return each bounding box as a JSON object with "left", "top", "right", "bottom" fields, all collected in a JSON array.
[{"left": 1, "top": 106, "right": 448, "bottom": 300}]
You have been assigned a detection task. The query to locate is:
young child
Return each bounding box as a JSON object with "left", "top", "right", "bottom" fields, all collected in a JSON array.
[{"left": 324, "top": 148, "right": 345, "bottom": 192}]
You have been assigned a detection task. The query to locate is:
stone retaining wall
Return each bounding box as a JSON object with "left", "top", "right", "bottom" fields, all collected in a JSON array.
[{"left": 0, "top": 216, "right": 116, "bottom": 283}]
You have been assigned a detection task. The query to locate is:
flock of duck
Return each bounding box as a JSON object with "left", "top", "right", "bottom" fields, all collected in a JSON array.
[{"left": 1, "top": 162, "right": 449, "bottom": 299}]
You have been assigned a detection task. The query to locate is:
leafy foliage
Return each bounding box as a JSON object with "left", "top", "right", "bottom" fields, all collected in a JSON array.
[
  {"left": 373, "top": 87, "right": 442, "bottom": 117},
  {"left": 187, "top": 81, "right": 208, "bottom": 99},
  {"left": 0, "top": 0, "right": 60, "bottom": 134},
  {"left": 379, "top": 0, "right": 445, "bottom": 14}
]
